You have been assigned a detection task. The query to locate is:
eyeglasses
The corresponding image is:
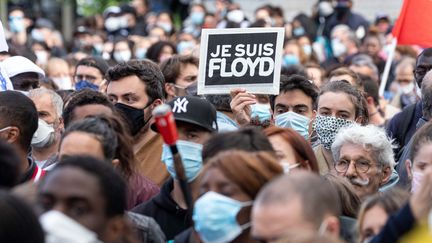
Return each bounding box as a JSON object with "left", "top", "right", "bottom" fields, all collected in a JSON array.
[
  {"left": 334, "top": 159, "right": 372, "bottom": 173},
  {"left": 74, "top": 74, "right": 98, "bottom": 82}
]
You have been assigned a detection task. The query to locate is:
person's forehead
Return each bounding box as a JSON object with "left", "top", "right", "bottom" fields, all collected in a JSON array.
[
  {"left": 179, "top": 63, "right": 198, "bottom": 76},
  {"left": 75, "top": 65, "right": 102, "bottom": 77},
  {"left": 60, "top": 132, "right": 105, "bottom": 159},
  {"left": 32, "top": 93, "right": 56, "bottom": 114},
  {"left": 200, "top": 166, "right": 231, "bottom": 186},
  {"left": 318, "top": 92, "right": 355, "bottom": 111},
  {"left": 413, "top": 142, "right": 432, "bottom": 164},
  {"left": 10, "top": 10, "right": 24, "bottom": 17},
  {"left": 72, "top": 104, "right": 113, "bottom": 122},
  {"left": 276, "top": 89, "right": 313, "bottom": 108},
  {"left": 340, "top": 143, "right": 373, "bottom": 160},
  {"left": 252, "top": 198, "right": 309, "bottom": 236},
  {"left": 330, "top": 74, "right": 355, "bottom": 85},
  {"left": 107, "top": 75, "right": 147, "bottom": 96},
  {"left": 114, "top": 41, "right": 129, "bottom": 50},
  {"left": 48, "top": 62, "right": 69, "bottom": 74},
  {"left": 40, "top": 166, "right": 102, "bottom": 201}
]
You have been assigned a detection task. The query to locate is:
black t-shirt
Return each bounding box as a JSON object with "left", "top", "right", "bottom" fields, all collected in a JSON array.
[{"left": 132, "top": 178, "right": 191, "bottom": 240}]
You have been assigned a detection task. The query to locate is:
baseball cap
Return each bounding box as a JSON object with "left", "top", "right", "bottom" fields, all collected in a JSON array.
[
  {"left": 151, "top": 96, "right": 218, "bottom": 133},
  {"left": 2, "top": 55, "right": 45, "bottom": 78}
]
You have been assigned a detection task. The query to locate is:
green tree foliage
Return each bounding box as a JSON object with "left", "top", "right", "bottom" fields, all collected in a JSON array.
[{"left": 77, "top": 0, "right": 129, "bottom": 16}]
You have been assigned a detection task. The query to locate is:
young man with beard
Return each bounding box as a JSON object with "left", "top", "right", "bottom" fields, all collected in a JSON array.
[{"left": 106, "top": 59, "right": 168, "bottom": 185}]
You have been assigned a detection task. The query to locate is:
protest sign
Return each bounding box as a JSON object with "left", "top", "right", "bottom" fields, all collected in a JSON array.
[{"left": 198, "top": 28, "right": 284, "bottom": 95}]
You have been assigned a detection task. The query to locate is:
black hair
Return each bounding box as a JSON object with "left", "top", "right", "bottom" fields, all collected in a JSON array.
[
  {"left": 281, "top": 64, "right": 307, "bottom": 77},
  {"left": 361, "top": 74, "right": 380, "bottom": 106},
  {"left": 75, "top": 56, "right": 110, "bottom": 77},
  {"left": 205, "top": 94, "right": 232, "bottom": 112},
  {"left": 318, "top": 80, "right": 369, "bottom": 125},
  {"left": 51, "top": 156, "right": 127, "bottom": 217},
  {"left": 202, "top": 127, "right": 274, "bottom": 162},
  {"left": 0, "top": 190, "right": 45, "bottom": 243},
  {"left": 61, "top": 114, "right": 135, "bottom": 178},
  {"left": 105, "top": 59, "right": 165, "bottom": 102},
  {"left": 62, "top": 89, "right": 114, "bottom": 128},
  {"left": 270, "top": 74, "right": 319, "bottom": 111},
  {"left": 62, "top": 116, "right": 118, "bottom": 161},
  {"left": 0, "top": 141, "right": 20, "bottom": 188},
  {"left": 145, "top": 41, "right": 177, "bottom": 63},
  {"left": 0, "top": 91, "right": 38, "bottom": 151},
  {"left": 160, "top": 55, "right": 199, "bottom": 84}
]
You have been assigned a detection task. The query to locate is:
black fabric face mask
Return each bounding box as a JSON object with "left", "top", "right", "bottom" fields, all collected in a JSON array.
[{"left": 115, "top": 102, "right": 151, "bottom": 136}]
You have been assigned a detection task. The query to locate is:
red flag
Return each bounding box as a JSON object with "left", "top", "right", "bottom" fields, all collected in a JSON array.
[{"left": 392, "top": 0, "right": 432, "bottom": 47}]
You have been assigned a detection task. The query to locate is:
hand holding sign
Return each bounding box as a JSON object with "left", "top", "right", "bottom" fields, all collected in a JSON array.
[
  {"left": 230, "top": 88, "right": 256, "bottom": 127},
  {"left": 198, "top": 28, "right": 284, "bottom": 95}
]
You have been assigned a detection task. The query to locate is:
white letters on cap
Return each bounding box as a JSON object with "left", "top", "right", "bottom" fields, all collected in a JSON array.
[{"left": 172, "top": 97, "right": 189, "bottom": 113}]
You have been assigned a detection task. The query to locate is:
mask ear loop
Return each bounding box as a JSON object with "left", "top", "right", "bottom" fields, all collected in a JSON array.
[
  {"left": 238, "top": 201, "right": 254, "bottom": 231},
  {"left": 307, "top": 117, "right": 316, "bottom": 144},
  {"left": 318, "top": 219, "right": 328, "bottom": 236}
]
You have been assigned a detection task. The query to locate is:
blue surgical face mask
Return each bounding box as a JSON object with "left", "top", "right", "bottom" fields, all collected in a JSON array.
[
  {"left": 9, "top": 16, "right": 25, "bottom": 33},
  {"left": 158, "top": 22, "right": 172, "bottom": 33},
  {"left": 251, "top": 104, "right": 271, "bottom": 123},
  {"left": 331, "top": 38, "right": 347, "bottom": 58},
  {"left": 283, "top": 54, "right": 300, "bottom": 66},
  {"left": 293, "top": 27, "right": 305, "bottom": 36},
  {"left": 190, "top": 12, "right": 205, "bottom": 26},
  {"left": 161, "top": 140, "right": 203, "bottom": 182},
  {"left": 75, "top": 80, "right": 99, "bottom": 91},
  {"left": 177, "top": 41, "right": 195, "bottom": 54},
  {"left": 275, "top": 111, "right": 310, "bottom": 140},
  {"left": 303, "top": 45, "right": 312, "bottom": 56},
  {"left": 135, "top": 48, "right": 147, "bottom": 59},
  {"left": 193, "top": 191, "right": 253, "bottom": 243}
]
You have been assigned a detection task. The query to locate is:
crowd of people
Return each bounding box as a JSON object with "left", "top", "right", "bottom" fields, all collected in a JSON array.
[{"left": 1, "top": 0, "right": 432, "bottom": 242}]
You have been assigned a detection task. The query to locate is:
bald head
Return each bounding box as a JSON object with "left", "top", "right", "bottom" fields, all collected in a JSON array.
[{"left": 252, "top": 172, "right": 341, "bottom": 241}]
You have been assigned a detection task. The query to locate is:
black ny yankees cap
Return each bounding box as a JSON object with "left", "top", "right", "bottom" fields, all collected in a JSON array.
[{"left": 152, "top": 96, "right": 218, "bottom": 133}]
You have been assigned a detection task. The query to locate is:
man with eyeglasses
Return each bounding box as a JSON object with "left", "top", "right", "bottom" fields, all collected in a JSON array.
[
  {"left": 74, "top": 56, "right": 109, "bottom": 91},
  {"left": 332, "top": 124, "right": 394, "bottom": 200}
]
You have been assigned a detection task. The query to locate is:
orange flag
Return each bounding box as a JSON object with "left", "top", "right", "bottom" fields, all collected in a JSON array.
[{"left": 392, "top": 0, "right": 432, "bottom": 47}]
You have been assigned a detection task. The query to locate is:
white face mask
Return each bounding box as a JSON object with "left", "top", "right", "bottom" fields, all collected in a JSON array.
[
  {"left": 113, "top": 50, "right": 132, "bottom": 63},
  {"left": 35, "top": 50, "right": 49, "bottom": 65},
  {"left": 40, "top": 210, "right": 102, "bottom": 243},
  {"left": 227, "top": 10, "right": 245, "bottom": 23},
  {"left": 398, "top": 82, "right": 415, "bottom": 94},
  {"left": 31, "top": 119, "right": 55, "bottom": 149},
  {"left": 331, "top": 38, "right": 347, "bottom": 58},
  {"left": 52, "top": 76, "right": 73, "bottom": 90}
]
